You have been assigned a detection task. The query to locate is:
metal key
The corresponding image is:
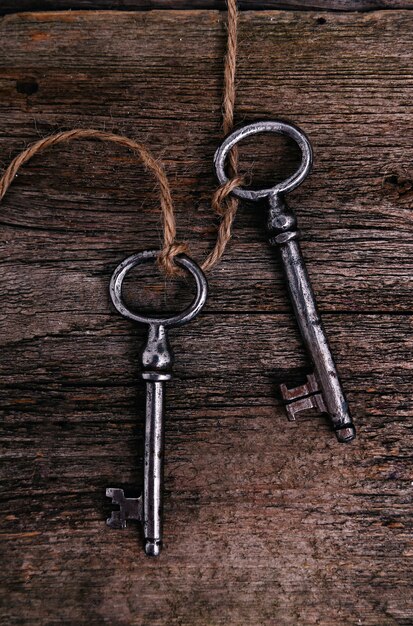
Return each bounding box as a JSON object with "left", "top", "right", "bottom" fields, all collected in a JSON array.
[
  {"left": 106, "top": 249, "right": 208, "bottom": 555},
  {"left": 214, "top": 120, "right": 356, "bottom": 443}
]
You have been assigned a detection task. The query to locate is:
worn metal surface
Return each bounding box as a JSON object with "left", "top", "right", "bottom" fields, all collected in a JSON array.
[
  {"left": 2, "top": 1, "right": 413, "bottom": 15},
  {"left": 215, "top": 120, "right": 356, "bottom": 442},
  {"left": 0, "top": 8, "right": 412, "bottom": 626},
  {"left": 107, "top": 250, "right": 208, "bottom": 555}
]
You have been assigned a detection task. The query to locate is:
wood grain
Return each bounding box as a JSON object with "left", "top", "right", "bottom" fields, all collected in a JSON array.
[
  {"left": 0, "top": 9, "right": 412, "bottom": 626},
  {"left": 1, "top": 0, "right": 413, "bottom": 16}
]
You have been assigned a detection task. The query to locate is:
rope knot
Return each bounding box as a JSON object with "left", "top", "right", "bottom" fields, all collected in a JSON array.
[
  {"left": 158, "top": 241, "right": 190, "bottom": 277},
  {"left": 212, "top": 175, "right": 244, "bottom": 217},
  {"left": 0, "top": 0, "right": 239, "bottom": 279}
]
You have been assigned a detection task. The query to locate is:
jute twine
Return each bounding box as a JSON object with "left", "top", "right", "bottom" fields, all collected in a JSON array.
[{"left": 0, "top": 0, "right": 241, "bottom": 277}]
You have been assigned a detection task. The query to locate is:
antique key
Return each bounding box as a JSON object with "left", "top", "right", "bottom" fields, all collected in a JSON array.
[
  {"left": 106, "top": 250, "right": 208, "bottom": 555},
  {"left": 214, "top": 120, "right": 356, "bottom": 443}
]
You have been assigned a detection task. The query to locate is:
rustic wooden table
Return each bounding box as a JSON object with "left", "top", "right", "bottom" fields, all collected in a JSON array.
[{"left": 0, "top": 2, "right": 412, "bottom": 625}]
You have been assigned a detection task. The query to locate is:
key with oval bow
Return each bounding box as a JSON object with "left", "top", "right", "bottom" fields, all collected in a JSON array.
[
  {"left": 106, "top": 250, "right": 208, "bottom": 556},
  {"left": 214, "top": 120, "right": 356, "bottom": 443}
]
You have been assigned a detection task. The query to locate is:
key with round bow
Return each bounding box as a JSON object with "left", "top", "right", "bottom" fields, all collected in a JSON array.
[{"left": 106, "top": 250, "right": 208, "bottom": 556}]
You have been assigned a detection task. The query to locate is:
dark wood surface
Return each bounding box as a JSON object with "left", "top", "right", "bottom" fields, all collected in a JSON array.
[
  {"left": 1, "top": 0, "right": 413, "bottom": 15},
  {"left": 1, "top": 8, "right": 413, "bottom": 626}
]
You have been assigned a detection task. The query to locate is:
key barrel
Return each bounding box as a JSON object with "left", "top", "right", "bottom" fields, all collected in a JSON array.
[
  {"left": 140, "top": 322, "right": 173, "bottom": 557},
  {"left": 268, "top": 194, "right": 355, "bottom": 443},
  {"left": 142, "top": 378, "right": 165, "bottom": 556}
]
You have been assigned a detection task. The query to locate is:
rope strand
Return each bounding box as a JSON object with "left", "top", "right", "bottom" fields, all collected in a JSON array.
[
  {"left": 202, "top": 0, "right": 241, "bottom": 274},
  {"left": 0, "top": 0, "right": 240, "bottom": 277},
  {"left": 0, "top": 129, "right": 188, "bottom": 276}
]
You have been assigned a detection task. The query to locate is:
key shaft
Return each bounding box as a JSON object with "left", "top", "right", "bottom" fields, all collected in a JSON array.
[
  {"left": 140, "top": 323, "right": 173, "bottom": 556},
  {"left": 268, "top": 193, "right": 355, "bottom": 442},
  {"left": 143, "top": 379, "right": 165, "bottom": 555},
  {"left": 140, "top": 325, "right": 172, "bottom": 555}
]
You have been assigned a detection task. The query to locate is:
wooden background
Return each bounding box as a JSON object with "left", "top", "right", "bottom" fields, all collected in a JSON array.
[{"left": 0, "top": 2, "right": 412, "bottom": 625}]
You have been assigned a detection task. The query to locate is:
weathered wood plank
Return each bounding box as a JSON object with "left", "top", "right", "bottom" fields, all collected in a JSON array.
[
  {"left": 1, "top": 0, "right": 412, "bottom": 16},
  {"left": 1, "top": 314, "right": 413, "bottom": 625},
  {"left": 0, "top": 10, "right": 412, "bottom": 313},
  {"left": 0, "top": 9, "right": 412, "bottom": 626}
]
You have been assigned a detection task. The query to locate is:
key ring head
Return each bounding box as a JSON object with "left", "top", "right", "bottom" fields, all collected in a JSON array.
[
  {"left": 110, "top": 249, "right": 208, "bottom": 328},
  {"left": 214, "top": 120, "right": 313, "bottom": 201}
]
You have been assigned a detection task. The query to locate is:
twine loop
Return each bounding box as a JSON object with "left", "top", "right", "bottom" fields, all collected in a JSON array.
[
  {"left": 212, "top": 175, "right": 244, "bottom": 218},
  {"left": 158, "top": 241, "right": 190, "bottom": 277},
  {"left": 0, "top": 0, "right": 240, "bottom": 278}
]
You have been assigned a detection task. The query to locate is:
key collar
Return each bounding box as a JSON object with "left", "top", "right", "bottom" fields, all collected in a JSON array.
[{"left": 214, "top": 120, "right": 313, "bottom": 201}]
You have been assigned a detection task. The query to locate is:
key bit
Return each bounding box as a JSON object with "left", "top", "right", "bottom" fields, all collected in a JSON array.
[
  {"left": 106, "top": 488, "right": 142, "bottom": 529},
  {"left": 280, "top": 373, "right": 326, "bottom": 421}
]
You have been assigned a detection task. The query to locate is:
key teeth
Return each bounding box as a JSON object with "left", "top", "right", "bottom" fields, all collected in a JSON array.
[
  {"left": 106, "top": 510, "right": 126, "bottom": 530},
  {"left": 106, "top": 488, "right": 127, "bottom": 530},
  {"left": 280, "top": 374, "right": 326, "bottom": 421},
  {"left": 284, "top": 400, "right": 297, "bottom": 422},
  {"left": 280, "top": 383, "right": 291, "bottom": 404},
  {"left": 106, "top": 487, "right": 143, "bottom": 529},
  {"left": 280, "top": 374, "right": 320, "bottom": 403},
  {"left": 106, "top": 487, "right": 124, "bottom": 504}
]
